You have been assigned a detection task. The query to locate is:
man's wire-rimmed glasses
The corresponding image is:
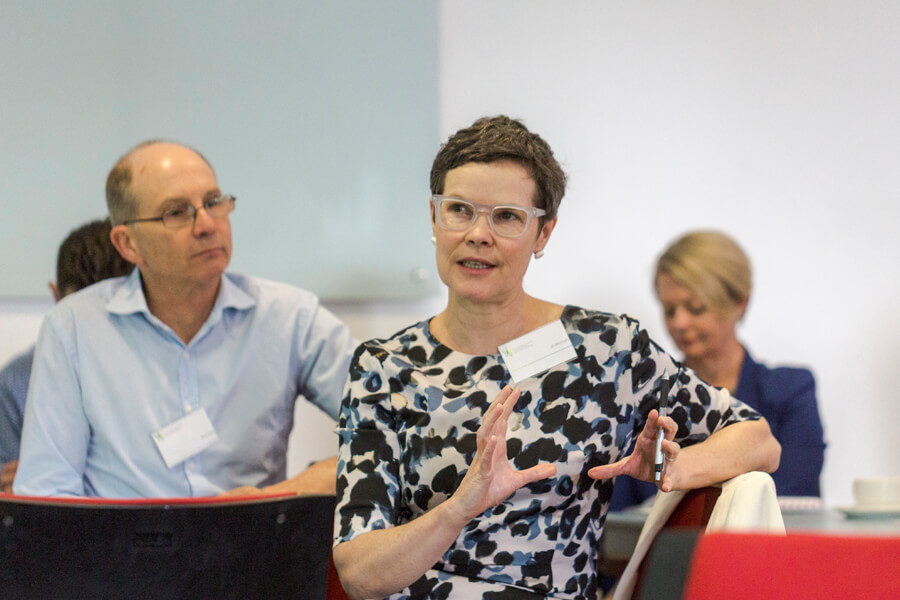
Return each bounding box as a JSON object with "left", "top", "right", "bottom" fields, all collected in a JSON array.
[
  {"left": 431, "top": 195, "right": 545, "bottom": 239},
  {"left": 123, "top": 194, "right": 236, "bottom": 229}
]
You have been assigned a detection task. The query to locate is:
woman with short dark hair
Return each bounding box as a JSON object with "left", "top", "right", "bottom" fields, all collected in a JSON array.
[{"left": 332, "top": 117, "right": 780, "bottom": 600}]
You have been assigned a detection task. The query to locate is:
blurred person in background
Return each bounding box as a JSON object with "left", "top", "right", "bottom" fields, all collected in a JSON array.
[
  {"left": 0, "top": 218, "right": 133, "bottom": 493},
  {"left": 610, "top": 230, "right": 825, "bottom": 512}
]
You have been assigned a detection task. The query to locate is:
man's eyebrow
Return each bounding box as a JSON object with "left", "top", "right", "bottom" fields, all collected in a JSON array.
[
  {"left": 159, "top": 196, "right": 190, "bottom": 210},
  {"left": 159, "top": 189, "right": 221, "bottom": 209}
]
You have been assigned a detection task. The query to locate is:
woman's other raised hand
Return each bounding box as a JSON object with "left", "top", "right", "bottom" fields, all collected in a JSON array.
[{"left": 446, "top": 386, "right": 557, "bottom": 522}]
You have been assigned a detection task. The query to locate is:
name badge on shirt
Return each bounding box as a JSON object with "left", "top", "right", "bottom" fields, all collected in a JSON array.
[
  {"left": 151, "top": 408, "right": 219, "bottom": 469},
  {"left": 499, "top": 319, "right": 577, "bottom": 384}
]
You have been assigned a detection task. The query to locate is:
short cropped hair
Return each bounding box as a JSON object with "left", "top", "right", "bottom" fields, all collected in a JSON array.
[
  {"left": 105, "top": 139, "right": 214, "bottom": 225},
  {"left": 56, "top": 219, "right": 134, "bottom": 296},
  {"left": 655, "top": 230, "right": 752, "bottom": 313},
  {"left": 430, "top": 116, "right": 567, "bottom": 222}
]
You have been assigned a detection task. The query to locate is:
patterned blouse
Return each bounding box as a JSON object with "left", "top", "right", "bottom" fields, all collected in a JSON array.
[{"left": 334, "top": 307, "right": 760, "bottom": 599}]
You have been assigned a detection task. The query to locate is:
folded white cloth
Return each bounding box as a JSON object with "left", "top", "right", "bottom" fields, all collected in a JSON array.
[{"left": 707, "top": 471, "right": 785, "bottom": 532}]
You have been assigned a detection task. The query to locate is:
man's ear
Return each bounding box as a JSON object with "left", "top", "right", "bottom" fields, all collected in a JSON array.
[{"left": 109, "top": 225, "right": 143, "bottom": 267}]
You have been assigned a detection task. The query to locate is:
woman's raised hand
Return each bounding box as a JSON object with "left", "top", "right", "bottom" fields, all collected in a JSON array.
[
  {"left": 586, "top": 409, "right": 683, "bottom": 492},
  {"left": 447, "top": 386, "right": 557, "bottom": 522}
]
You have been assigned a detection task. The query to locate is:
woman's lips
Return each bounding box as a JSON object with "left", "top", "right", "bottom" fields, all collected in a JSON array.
[
  {"left": 677, "top": 336, "right": 701, "bottom": 349},
  {"left": 458, "top": 259, "right": 494, "bottom": 269}
]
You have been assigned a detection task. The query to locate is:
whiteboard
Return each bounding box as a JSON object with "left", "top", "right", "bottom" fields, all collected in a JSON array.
[{"left": 0, "top": 1, "right": 440, "bottom": 300}]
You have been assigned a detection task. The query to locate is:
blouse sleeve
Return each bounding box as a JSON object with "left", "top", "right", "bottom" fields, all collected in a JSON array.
[
  {"left": 623, "top": 316, "right": 761, "bottom": 446},
  {"left": 333, "top": 343, "right": 403, "bottom": 546},
  {"left": 766, "top": 368, "right": 825, "bottom": 496}
]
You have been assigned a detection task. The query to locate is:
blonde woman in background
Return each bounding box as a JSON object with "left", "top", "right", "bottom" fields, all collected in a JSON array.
[{"left": 610, "top": 231, "right": 826, "bottom": 511}]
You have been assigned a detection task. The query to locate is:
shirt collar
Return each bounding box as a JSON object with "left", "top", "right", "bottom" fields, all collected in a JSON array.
[
  {"left": 106, "top": 269, "right": 256, "bottom": 320},
  {"left": 206, "top": 272, "right": 256, "bottom": 325},
  {"left": 106, "top": 268, "right": 150, "bottom": 316}
]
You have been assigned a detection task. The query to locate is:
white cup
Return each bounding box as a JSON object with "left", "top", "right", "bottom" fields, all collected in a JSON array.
[{"left": 852, "top": 477, "right": 900, "bottom": 507}]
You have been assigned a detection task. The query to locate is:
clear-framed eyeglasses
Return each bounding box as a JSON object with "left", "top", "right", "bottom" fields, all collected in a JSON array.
[
  {"left": 123, "top": 194, "right": 236, "bottom": 229},
  {"left": 430, "top": 195, "right": 546, "bottom": 239}
]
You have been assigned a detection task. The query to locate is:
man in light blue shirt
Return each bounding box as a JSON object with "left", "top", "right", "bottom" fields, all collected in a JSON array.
[
  {"left": 0, "top": 218, "right": 133, "bottom": 493},
  {"left": 14, "top": 141, "right": 355, "bottom": 498}
]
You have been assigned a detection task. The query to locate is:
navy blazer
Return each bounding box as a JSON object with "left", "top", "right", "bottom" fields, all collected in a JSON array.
[{"left": 610, "top": 349, "right": 827, "bottom": 510}]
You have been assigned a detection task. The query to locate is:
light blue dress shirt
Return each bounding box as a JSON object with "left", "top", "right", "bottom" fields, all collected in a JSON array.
[
  {"left": 0, "top": 346, "right": 34, "bottom": 463},
  {"left": 14, "top": 269, "right": 354, "bottom": 498}
]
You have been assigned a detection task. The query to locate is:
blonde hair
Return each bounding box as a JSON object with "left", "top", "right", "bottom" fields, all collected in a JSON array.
[{"left": 655, "top": 231, "right": 752, "bottom": 313}]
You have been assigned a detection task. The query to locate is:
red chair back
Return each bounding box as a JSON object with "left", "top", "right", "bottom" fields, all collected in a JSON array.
[
  {"left": 663, "top": 486, "right": 721, "bottom": 529},
  {"left": 684, "top": 531, "right": 900, "bottom": 599},
  {"left": 326, "top": 555, "right": 352, "bottom": 600}
]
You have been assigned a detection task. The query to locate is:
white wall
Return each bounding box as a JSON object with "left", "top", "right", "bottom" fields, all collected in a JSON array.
[
  {"left": 0, "top": 300, "right": 50, "bottom": 366},
  {"left": 0, "top": 2, "right": 439, "bottom": 300},
  {"left": 439, "top": 0, "right": 900, "bottom": 505}
]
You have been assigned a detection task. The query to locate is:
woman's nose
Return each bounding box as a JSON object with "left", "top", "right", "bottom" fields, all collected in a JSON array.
[
  {"left": 464, "top": 212, "right": 493, "bottom": 244},
  {"left": 669, "top": 307, "right": 690, "bottom": 329}
]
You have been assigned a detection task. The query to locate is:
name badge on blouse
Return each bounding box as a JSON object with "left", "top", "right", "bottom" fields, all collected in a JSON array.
[
  {"left": 499, "top": 320, "right": 577, "bottom": 384},
  {"left": 151, "top": 408, "right": 219, "bottom": 469}
]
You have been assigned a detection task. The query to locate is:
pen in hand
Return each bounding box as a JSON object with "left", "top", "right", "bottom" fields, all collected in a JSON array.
[{"left": 654, "top": 371, "right": 670, "bottom": 483}]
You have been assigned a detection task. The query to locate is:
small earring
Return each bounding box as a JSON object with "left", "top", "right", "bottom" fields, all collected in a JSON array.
[
  {"left": 534, "top": 250, "right": 544, "bottom": 259},
  {"left": 431, "top": 236, "right": 437, "bottom": 245}
]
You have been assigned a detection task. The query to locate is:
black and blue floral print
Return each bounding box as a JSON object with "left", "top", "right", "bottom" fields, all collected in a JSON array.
[{"left": 334, "top": 306, "right": 760, "bottom": 599}]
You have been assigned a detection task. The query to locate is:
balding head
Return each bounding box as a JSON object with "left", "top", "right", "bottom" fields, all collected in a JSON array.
[{"left": 105, "top": 140, "right": 215, "bottom": 225}]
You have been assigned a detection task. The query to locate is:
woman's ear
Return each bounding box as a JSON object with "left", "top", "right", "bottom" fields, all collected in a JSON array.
[
  {"left": 534, "top": 217, "right": 558, "bottom": 254},
  {"left": 428, "top": 197, "right": 441, "bottom": 242},
  {"left": 109, "top": 225, "right": 143, "bottom": 267},
  {"left": 735, "top": 297, "right": 749, "bottom": 321}
]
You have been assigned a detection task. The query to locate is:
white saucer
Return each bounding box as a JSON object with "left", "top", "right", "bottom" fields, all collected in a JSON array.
[{"left": 836, "top": 504, "right": 900, "bottom": 519}]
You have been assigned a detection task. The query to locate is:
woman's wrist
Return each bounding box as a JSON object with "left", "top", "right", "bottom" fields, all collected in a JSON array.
[{"left": 440, "top": 493, "right": 479, "bottom": 532}]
